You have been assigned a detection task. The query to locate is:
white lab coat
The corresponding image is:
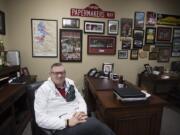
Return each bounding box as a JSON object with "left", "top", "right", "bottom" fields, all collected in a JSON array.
[{"left": 34, "top": 77, "right": 87, "bottom": 130}]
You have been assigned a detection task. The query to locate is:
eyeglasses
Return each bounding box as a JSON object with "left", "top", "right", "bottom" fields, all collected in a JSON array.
[{"left": 51, "top": 71, "right": 66, "bottom": 76}]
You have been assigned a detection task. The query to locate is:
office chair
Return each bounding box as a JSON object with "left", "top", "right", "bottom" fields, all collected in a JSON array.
[{"left": 26, "top": 81, "right": 54, "bottom": 135}]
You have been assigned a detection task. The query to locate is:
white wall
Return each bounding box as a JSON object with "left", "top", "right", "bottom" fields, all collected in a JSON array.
[{"left": 2, "top": 0, "right": 180, "bottom": 91}]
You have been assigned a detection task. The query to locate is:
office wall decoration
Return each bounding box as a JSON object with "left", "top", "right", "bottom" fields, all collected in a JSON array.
[
  {"left": 122, "top": 39, "right": 131, "bottom": 50},
  {"left": 156, "top": 27, "right": 172, "bottom": 43},
  {"left": 71, "top": 3, "right": 115, "bottom": 19},
  {"left": 134, "top": 12, "right": 145, "bottom": 29},
  {"left": 62, "top": 18, "right": 80, "bottom": 28},
  {"left": 31, "top": 19, "right": 58, "bottom": 57},
  {"left": 120, "top": 18, "right": 133, "bottom": 37},
  {"left": 146, "top": 11, "right": 156, "bottom": 26},
  {"left": 133, "top": 29, "right": 144, "bottom": 39},
  {"left": 172, "top": 28, "right": 180, "bottom": 57},
  {"left": 60, "top": 29, "right": 82, "bottom": 62},
  {"left": 108, "top": 20, "right": 119, "bottom": 35},
  {"left": 133, "top": 39, "right": 143, "bottom": 49},
  {"left": 118, "top": 50, "right": 128, "bottom": 59},
  {"left": 130, "top": 49, "right": 138, "bottom": 60},
  {"left": 87, "top": 35, "right": 116, "bottom": 55},
  {"left": 158, "top": 47, "right": 171, "bottom": 62},
  {"left": 149, "top": 52, "right": 158, "bottom": 60},
  {"left": 0, "top": 10, "right": 5, "bottom": 35},
  {"left": 84, "top": 21, "right": 105, "bottom": 34},
  {"left": 145, "top": 27, "right": 156, "bottom": 44},
  {"left": 157, "top": 13, "right": 180, "bottom": 26},
  {"left": 102, "top": 63, "right": 114, "bottom": 75}
]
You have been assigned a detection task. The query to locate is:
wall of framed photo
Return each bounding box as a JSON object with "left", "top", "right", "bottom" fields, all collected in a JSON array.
[{"left": 3, "top": 0, "right": 180, "bottom": 91}]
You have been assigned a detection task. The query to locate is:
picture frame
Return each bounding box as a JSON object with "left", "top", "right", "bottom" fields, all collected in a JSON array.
[
  {"left": 122, "top": 39, "right": 131, "bottom": 50},
  {"left": 0, "top": 10, "right": 5, "bottom": 35},
  {"left": 87, "top": 35, "right": 116, "bottom": 55},
  {"left": 102, "top": 63, "right": 114, "bottom": 75},
  {"left": 145, "top": 27, "right": 156, "bottom": 44},
  {"left": 31, "top": 19, "right": 58, "bottom": 57},
  {"left": 156, "top": 27, "right": 172, "bottom": 43},
  {"left": 118, "top": 50, "right": 128, "bottom": 59},
  {"left": 108, "top": 20, "right": 119, "bottom": 35},
  {"left": 172, "top": 28, "right": 180, "bottom": 57},
  {"left": 158, "top": 47, "right": 171, "bottom": 62},
  {"left": 60, "top": 29, "right": 82, "bottom": 62},
  {"left": 130, "top": 49, "right": 138, "bottom": 60},
  {"left": 146, "top": 11, "right": 156, "bottom": 26},
  {"left": 149, "top": 52, "right": 158, "bottom": 60},
  {"left": 157, "top": 13, "right": 180, "bottom": 26},
  {"left": 120, "top": 18, "right": 133, "bottom": 37},
  {"left": 62, "top": 18, "right": 80, "bottom": 28},
  {"left": 84, "top": 21, "right": 105, "bottom": 34},
  {"left": 133, "top": 29, "right": 144, "bottom": 39},
  {"left": 20, "top": 67, "right": 30, "bottom": 76},
  {"left": 133, "top": 39, "right": 143, "bottom": 49},
  {"left": 134, "top": 11, "right": 145, "bottom": 29}
]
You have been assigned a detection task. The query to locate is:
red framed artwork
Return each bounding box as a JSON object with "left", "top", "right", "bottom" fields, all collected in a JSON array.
[
  {"left": 156, "top": 27, "right": 172, "bottom": 43},
  {"left": 87, "top": 35, "right": 116, "bottom": 55}
]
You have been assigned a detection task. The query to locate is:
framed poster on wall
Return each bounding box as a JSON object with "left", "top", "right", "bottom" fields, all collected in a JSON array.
[
  {"left": 87, "top": 35, "right": 116, "bottom": 55},
  {"left": 60, "top": 29, "right": 83, "bottom": 62},
  {"left": 0, "top": 10, "right": 5, "bottom": 35},
  {"left": 31, "top": 19, "right": 58, "bottom": 57}
]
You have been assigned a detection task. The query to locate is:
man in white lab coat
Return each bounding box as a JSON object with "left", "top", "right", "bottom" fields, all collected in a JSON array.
[{"left": 34, "top": 63, "right": 116, "bottom": 135}]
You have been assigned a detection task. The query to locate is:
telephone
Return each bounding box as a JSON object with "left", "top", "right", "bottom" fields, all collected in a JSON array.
[{"left": 87, "top": 68, "right": 98, "bottom": 77}]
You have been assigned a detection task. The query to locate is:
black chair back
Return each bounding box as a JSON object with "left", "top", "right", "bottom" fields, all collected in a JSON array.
[{"left": 26, "top": 81, "right": 53, "bottom": 135}]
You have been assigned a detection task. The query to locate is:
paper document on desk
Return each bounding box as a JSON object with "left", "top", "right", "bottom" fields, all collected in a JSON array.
[{"left": 113, "top": 90, "right": 151, "bottom": 102}]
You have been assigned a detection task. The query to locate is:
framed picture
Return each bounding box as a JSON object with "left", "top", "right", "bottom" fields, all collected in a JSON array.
[
  {"left": 118, "top": 50, "right": 128, "bottom": 59},
  {"left": 31, "top": 19, "right": 58, "bottom": 57},
  {"left": 87, "top": 35, "right": 116, "bottom": 55},
  {"left": 146, "top": 11, "right": 156, "bottom": 26},
  {"left": 172, "top": 28, "right": 180, "bottom": 57},
  {"left": 133, "top": 29, "right": 144, "bottom": 39},
  {"left": 102, "top": 63, "right": 114, "bottom": 75},
  {"left": 0, "top": 10, "right": 5, "bottom": 35},
  {"left": 156, "top": 27, "right": 172, "bottom": 43},
  {"left": 157, "top": 13, "right": 180, "bottom": 26},
  {"left": 62, "top": 18, "right": 80, "bottom": 28},
  {"left": 122, "top": 39, "right": 131, "bottom": 50},
  {"left": 149, "top": 52, "right": 158, "bottom": 60},
  {"left": 133, "top": 39, "right": 143, "bottom": 49},
  {"left": 84, "top": 21, "right": 105, "bottom": 34},
  {"left": 20, "top": 67, "right": 30, "bottom": 76},
  {"left": 120, "top": 18, "right": 133, "bottom": 37},
  {"left": 108, "top": 20, "right": 119, "bottom": 35},
  {"left": 145, "top": 27, "right": 156, "bottom": 44},
  {"left": 134, "top": 12, "right": 145, "bottom": 29},
  {"left": 158, "top": 47, "right": 171, "bottom": 62},
  {"left": 60, "top": 29, "right": 82, "bottom": 62},
  {"left": 130, "top": 49, "right": 138, "bottom": 60}
]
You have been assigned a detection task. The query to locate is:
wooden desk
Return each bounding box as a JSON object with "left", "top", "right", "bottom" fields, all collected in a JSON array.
[
  {"left": 0, "top": 76, "right": 37, "bottom": 135},
  {"left": 138, "top": 73, "right": 180, "bottom": 98},
  {"left": 84, "top": 76, "right": 166, "bottom": 135}
]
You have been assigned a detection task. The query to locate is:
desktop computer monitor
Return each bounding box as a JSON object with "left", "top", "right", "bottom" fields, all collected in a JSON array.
[{"left": 6, "top": 50, "right": 20, "bottom": 66}]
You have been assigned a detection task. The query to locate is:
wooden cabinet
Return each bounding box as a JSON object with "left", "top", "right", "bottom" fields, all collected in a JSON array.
[
  {"left": 0, "top": 66, "right": 36, "bottom": 135},
  {"left": 0, "top": 84, "right": 31, "bottom": 135},
  {"left": 138, "top": 73, "right": 180, "bottom": 99}
]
